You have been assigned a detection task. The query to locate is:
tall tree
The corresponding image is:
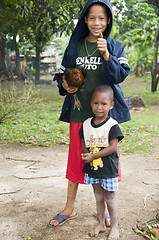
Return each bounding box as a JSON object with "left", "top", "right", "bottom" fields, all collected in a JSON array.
[
  {"left": 111, "top": 0, "right": 159, "bottom": 91},
  {"left": 151, "top": 17, "right": 159, "bottom": 92},
  {"left": 0, "top": 0, "right": 86, "bottom": 82},
  {"left": 0, "top": 0, "right": 28, "bottom": 80},
  {"left": 22, "top": 0, "right": 86, "bottom": 82},
  {"left": 146, "top": 0, "right": 159, "bottom": 92}
]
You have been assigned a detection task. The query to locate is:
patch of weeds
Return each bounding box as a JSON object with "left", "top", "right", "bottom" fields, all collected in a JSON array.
[
  {"left": 0, "top": 80, "right": 41, "bottom": 123},
  {"left": 0, "top": 106, "right": 69, "bottom": 146}
]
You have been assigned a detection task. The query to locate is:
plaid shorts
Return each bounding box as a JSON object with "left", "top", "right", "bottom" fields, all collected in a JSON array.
[{"left": 84, "top": 174, "right": 119, "bottom": 191}]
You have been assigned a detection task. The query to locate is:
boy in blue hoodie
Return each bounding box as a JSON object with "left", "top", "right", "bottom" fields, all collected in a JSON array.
[{"left": 48, "top": 0, "right": 130, "bottom": 234}]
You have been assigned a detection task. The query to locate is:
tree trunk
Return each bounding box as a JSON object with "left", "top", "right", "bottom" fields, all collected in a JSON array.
[
  {"left": 0, "top": 37, "right": 11, "bottom": 81},
  {"left": 13, "top": 35, "right": 22, "bottom": 79},
  {"left": 134, "top": 65, "right": 139, "bottom": 77},
  {"left": 151, "top": 17, "right": 159, "bottom": 92},
  {"left": 0, "top": 37, "right": 7, "bottom": 73},
  {"left": 35, "top": 45, "right": 41, "bottom": 82}
]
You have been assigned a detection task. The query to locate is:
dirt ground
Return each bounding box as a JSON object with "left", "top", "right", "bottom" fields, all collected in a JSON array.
[{"left": 0, "top": 143, "right": 158, "bottom": 240}]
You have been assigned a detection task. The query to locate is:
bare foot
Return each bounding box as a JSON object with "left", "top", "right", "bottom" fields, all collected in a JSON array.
[
  {"left": 106, "top": 217, "right": 111, "bottom": 227},
  {"left": 49, "top": 210, "right": 76, "bottom": 227},
  {"left": 107, "top": 226, "right": 119, "bottom": 240},
  {"left": 49, "top": 218, "right": 59, "bottom": 227},
  {"left": 89, "top": 224, "right": 106, "bottom": 237},
  {"left": 93, "top": 211, "right": 111, "bottom": 227}
]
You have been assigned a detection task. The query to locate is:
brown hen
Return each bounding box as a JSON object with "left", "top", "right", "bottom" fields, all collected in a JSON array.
[{"left": 53, "top": 66, "right": 86, "bottom": 110}]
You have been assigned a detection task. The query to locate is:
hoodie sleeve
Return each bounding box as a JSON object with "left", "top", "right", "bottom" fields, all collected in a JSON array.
[
  {"left": 102, "top": 39, "right": 130, "bottom": 85},
  {"left": 57, "top": 45, "right": 77, "bottom": 96},
  {"left": 57, "top": 47, "right": 69, "bottom": 96}
]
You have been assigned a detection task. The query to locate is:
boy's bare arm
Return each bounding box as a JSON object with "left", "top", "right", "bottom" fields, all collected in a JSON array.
[
  {"left": 81, "top": 139, "right": 89, "bottom": 153},
  {"left": 82, "top": 138, "right": 118, "bottom": 164}
]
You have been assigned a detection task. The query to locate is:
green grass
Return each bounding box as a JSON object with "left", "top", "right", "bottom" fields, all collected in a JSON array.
[
  {"left": 120, "top": 74, "right": 159, "bottom": 154},
  {"left": 121, "top": 74, "right": 159, "bottom": 106},
  {"left": 0, "top": 82, "right": 69, "bottom": 146},
  {"left": 0, "top": 106, "right": 69, "bottom": 146},
  {"left": 120, "top": 109, "right": 159, "bottom": 154},
  {"left": 0, "top": 74, "right": 159, "bottom": 154}
]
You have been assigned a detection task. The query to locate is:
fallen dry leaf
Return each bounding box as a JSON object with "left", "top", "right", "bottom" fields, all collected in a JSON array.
[{"left": 151, "top": 228, "right": 159, "bottom": 237}]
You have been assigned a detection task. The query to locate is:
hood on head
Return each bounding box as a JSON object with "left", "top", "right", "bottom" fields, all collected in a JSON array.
[{"left": 71, "top": 0, "right": 113, "bottom": 42}]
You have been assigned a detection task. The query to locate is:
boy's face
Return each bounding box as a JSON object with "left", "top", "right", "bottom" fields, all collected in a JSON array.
[
  {"left": 91, "top": 91, "right": 114, "bottom": 121},
  {"left": 85, "top": 4, "right": 110, "bottom": 41}
]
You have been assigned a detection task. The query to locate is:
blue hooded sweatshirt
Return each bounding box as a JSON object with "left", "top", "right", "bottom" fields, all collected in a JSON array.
[{"left": 57, "top": 0, "right": 131, "bottom": 124}]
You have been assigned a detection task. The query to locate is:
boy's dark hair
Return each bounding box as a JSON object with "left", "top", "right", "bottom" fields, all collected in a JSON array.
[
  {"left": 84, "top": 2, "right": 111, "bottom": 20},
  {"left": 90, "top": 84, "right": 114, "bottom": 102}
]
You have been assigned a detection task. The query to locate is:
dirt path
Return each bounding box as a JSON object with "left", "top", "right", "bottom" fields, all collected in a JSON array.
[{"left": 0, "top": 144, "right": 158, "bottom": 240}]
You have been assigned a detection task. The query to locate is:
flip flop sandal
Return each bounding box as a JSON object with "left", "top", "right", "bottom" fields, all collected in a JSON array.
[
  {"left": 93, "top": 210, "right": 111, "bottom": 227},
  {"left": 48, "top": 213, "right": 78, "bottom": 227}
]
